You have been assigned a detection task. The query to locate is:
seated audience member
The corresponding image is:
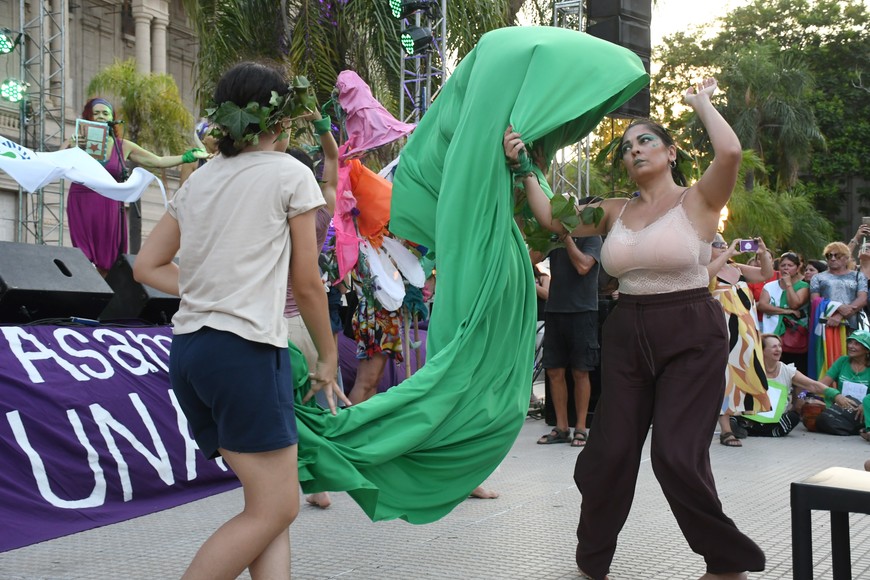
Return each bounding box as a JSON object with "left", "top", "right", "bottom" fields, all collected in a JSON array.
[
  {"left": 732, "top": 334, "right": 827, "bottom": 437},
  {"left": 814, "top": 330, "right": 870, "bottom": 437}
]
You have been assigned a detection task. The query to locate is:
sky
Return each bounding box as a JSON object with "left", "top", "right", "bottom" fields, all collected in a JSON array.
[{"left": 650, "top": 0, "right": 750, "bottom": 46}]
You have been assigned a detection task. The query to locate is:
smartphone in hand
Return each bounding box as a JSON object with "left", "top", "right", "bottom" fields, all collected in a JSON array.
[{"left": 738, "top": 239, "right": 759, "bottom": 253}]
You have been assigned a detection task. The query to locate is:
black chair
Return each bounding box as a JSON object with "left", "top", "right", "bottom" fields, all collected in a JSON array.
[{"left": 791, "top": 467, "right": 870, "bottom": 580}]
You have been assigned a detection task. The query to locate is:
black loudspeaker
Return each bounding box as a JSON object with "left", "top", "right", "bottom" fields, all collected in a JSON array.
[
  {"left": 101, "top": 254, "right": 179, "bottom": 324},
  {"left": 588, "top": 0, "right": 651, "bottom": 22},
  {"left": 587, "top": 0, "right": 652, "bottom": 119},
  {"left": 0, "top": 242, "right": 114, "bottom": 323}
]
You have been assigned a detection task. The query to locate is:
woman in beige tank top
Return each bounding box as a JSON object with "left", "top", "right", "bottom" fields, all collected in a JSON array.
[{"left": 504, "top": 79, "right": 765, "bottom": 580}]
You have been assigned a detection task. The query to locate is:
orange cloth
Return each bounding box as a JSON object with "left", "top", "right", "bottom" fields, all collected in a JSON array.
[{"left": 348, "top": 159, "right": 392, "bottom": 246}]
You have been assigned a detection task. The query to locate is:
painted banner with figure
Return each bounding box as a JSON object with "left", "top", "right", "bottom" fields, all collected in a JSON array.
[
  {"left": 0, "top": 325, "right": 239, "bottom": 553},
  {"left": 0, "top": 137, "right": 166, "bottom": 204}
]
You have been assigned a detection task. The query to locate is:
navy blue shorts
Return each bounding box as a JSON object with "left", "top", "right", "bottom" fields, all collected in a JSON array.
[
  {"left": 542, "top": 311, "right": 600, "bottom": 371},
  {"left": 169, "top": 327, "right": 298, "bottom": 459}
]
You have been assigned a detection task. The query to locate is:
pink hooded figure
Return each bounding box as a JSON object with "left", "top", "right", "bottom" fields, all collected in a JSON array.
[
  {"left": 333, "top": 71, "right": 416, "bottom": 280},
  {"left": 335, "top": 70, "right": 416, "bottom": 161}
]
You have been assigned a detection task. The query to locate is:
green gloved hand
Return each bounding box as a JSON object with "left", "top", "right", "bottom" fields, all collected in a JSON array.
[
  {"left": 510, "top": 150, "right": 535, "bottom": 178},
  {"left": 182, "top": 148, "right": 205, "bottom": 164},
  {"left": 312, "top": 116, "right": 332, "bottom": 136}
]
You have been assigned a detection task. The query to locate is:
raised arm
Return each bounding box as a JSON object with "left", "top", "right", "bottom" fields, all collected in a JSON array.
[{"left": 684, "top": 79, "right": 742, "bottom": 213}]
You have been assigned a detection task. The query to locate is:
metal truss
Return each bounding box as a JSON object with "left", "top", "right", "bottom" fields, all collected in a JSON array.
[
  {"left": 551, "top": 0, "right": 591, "bottom": 201},
  {"left": 398, "top": 0, "right": 447, "bottom": 124},
  {"left": 17, "top": 0, "right": 66, "bottom": 245}
]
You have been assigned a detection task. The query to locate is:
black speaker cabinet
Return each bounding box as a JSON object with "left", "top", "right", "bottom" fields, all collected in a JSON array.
[
  {"left": 101, "top": 254, "right": 179, "bottom": 324},
  {"left": 0, "top": 242, "right": 114, "bottom": 323}
]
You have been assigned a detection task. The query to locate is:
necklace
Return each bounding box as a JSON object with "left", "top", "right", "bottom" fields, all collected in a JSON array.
[{"left": 764, "top": 363, "right": 778, "bottom": 376}]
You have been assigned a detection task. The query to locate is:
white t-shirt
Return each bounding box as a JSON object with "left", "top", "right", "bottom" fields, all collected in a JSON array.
[
  {"left": 770, "top": 361, "right": 798, "bottom": 408},
  {"left": 168, "top": 151, "right": 324, "bottom": 348}
]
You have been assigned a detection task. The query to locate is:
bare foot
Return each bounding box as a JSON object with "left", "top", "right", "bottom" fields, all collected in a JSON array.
[
  {"left": 469, "top": 486, "right": 499, "bottom": 499},
  {"left": 306, "top": 492, "right": 331, "bottom": 509},
  {"left": 698, "top": 573, "right": 748, "bottom": 580}
]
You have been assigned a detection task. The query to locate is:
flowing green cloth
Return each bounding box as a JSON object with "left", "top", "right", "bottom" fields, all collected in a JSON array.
[{"left": 293, "top": 26, "right": 648, "bottom": 525}]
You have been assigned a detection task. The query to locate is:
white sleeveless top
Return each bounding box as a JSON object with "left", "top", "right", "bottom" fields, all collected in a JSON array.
[{"left": 600, "top": 194, "right": 711, "bottom": 295}]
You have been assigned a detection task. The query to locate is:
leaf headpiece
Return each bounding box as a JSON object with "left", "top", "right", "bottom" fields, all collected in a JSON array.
[{"left": 205, "top": 76, "right": 317, "bottom": 150}]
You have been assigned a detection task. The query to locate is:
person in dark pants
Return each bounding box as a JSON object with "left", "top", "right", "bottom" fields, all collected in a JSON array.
[
  {"left": 536, "top": 235, "right": 602, "bottom": 447},
  {"left": 504, "top": 77, "right": 765, "bottom": 579}
]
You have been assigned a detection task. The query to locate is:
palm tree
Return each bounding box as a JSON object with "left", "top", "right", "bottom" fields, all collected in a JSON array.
[
  {"left": 689, "top": 44, "right": 824, "bottom": 191},
  {"left": 87, "top": 59, "right": 195, "bottom": 251},
  {"left": 181, "top": 0, "right": 511, "bottom": 112},
  {"left": 87, "top": 59, "right": 193, "bottom": 154}
]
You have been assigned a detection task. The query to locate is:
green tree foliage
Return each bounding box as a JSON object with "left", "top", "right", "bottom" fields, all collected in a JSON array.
[
  {"left": 86, "top": 59, "right": 194, "bottom": 154},
  {"left": 649, "top": 0, "right": 869, "bottom": 254},
  {"left": 182, "top": 0, "right": 510, "bottom": 112}
]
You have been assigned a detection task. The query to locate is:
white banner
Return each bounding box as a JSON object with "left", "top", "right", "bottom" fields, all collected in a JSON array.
[{"left": 0, "top": 137, "right": 166, "bottom": 205}]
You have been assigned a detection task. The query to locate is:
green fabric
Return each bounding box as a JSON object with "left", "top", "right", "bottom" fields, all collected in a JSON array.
[
  {"left": 743, "top": 379, "right": 789, "bottom": 424},
  {"left": 291, "top": 26, "right": 648, "bottom": 525}
]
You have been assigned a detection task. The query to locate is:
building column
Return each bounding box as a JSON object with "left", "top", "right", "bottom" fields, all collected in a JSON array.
[
  {"left": 151, "top": 17, "right": 168, "bottom": 75},
  {"left": 134, "top": 14, "right": 152, "bottom": 74}
]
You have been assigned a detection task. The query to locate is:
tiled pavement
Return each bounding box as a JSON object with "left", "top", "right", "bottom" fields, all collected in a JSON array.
[{"left": 1, "top": 388, "right": 869, "bottom": 580}]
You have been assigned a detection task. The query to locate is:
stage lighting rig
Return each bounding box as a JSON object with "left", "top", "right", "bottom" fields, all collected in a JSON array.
[
  {"left": 390, "top": 0, "right": 439, "bottom": 19},
  {"left": 0, "top": 78, "right": 26, "bottom": 103},
  {"left": 0, "top": 29, "right": 21, "bottom": 54},
  {"left": 401, "top": 26, "right": 433, "bottom": 55}
]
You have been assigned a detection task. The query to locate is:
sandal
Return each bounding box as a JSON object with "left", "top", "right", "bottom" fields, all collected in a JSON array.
[
  {"left": 719, "top": 432, "right": 742, "bottom": 447},
  {"left": 571, "top": 430, "right": 588, "bottom": 447},
  {"left": 860, "top": 428, "right": 870, "bottom": 442},
  {"left": 537, "top": 427, "right": 570, "bottom": 444}
]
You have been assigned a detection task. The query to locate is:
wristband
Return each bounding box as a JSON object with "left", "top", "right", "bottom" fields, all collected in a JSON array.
[
  {"left": 181, "top": 148, "right": 203, "bottom": 164},
  {"left": 510, "top": 150, "right": 534, "bottom": 178},
  {"left": 312, "top": 116, "right": 332, "bottom": 136}
]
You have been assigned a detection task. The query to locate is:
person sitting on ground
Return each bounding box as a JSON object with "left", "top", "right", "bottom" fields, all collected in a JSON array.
[
  {"left": 731, "top": 334, "right": 828, "bottom": 437},
  {"left": 814, "top": 330, "right": 870, "bottom": 438}
]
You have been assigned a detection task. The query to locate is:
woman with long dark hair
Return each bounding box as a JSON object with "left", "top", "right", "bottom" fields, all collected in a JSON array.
[{"left": 504, "top": 78, "right": 765, "bottom": 579}]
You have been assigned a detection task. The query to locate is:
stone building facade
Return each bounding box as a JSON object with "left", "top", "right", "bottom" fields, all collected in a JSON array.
[{"left": 0, "top": 0, "right": 198, "bottom": 245}]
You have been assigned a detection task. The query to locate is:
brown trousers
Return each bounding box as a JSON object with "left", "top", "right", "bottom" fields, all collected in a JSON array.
[{"left": 574, "top": 288, "right": 765, "bottom": 579}]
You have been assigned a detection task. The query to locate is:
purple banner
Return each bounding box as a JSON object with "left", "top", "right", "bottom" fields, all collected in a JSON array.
[{"left": 0, "top": 325, "right": 239, "bottom": 553}]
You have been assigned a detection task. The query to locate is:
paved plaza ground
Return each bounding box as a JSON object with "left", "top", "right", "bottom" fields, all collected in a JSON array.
[{"left": 2, "top": 390, "right": 869, "bottom": 580}]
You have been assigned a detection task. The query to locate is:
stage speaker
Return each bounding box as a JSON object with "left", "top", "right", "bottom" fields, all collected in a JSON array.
[
  {"left": 587, "top": 0, "right": 652, "bottom": 119},
  {"left": 101, "top": 254, "right": 179, "bottom": 324},
  {"left": 588, "top": 0, "right": 652, "bottom": 23},
  {"left": 0, "top": 242, "right": 114, "bottom": 323}
]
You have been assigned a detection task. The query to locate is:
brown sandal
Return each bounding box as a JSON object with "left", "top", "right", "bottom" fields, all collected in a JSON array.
[
  {"left": 571, "top": 430, "right": 588, "bottom": 447},
  {"left": 537, "top": 427, "right": 570, "bottom": 444},
  {"left": 719, "top": 432, "right": 743, "bottom": 447}
]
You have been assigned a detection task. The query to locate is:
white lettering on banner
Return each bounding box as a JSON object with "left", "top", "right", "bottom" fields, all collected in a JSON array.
[
  {"left": 0, "top": 327, "right": 90, "bottom": 384},
  {"left": 6, "top": 410, "right": 108, "bottom": 508},
  {"left": 169, "top": 388, "right": 200, "bottom": 481},
  {"left": 54, "top": 328, "right": 114, "bottom": 379},
  {"left": 91, "top": 393, "right": 175, "bottom": 502},
  {"left": 124, "top": 331, "right": 171, "bottom": 372},
  {"left": 167, "top": 389, "right": 229, "bottom": 480},
  {"left": 93, "top": 329, "right": 160, "bottom": 376}
]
